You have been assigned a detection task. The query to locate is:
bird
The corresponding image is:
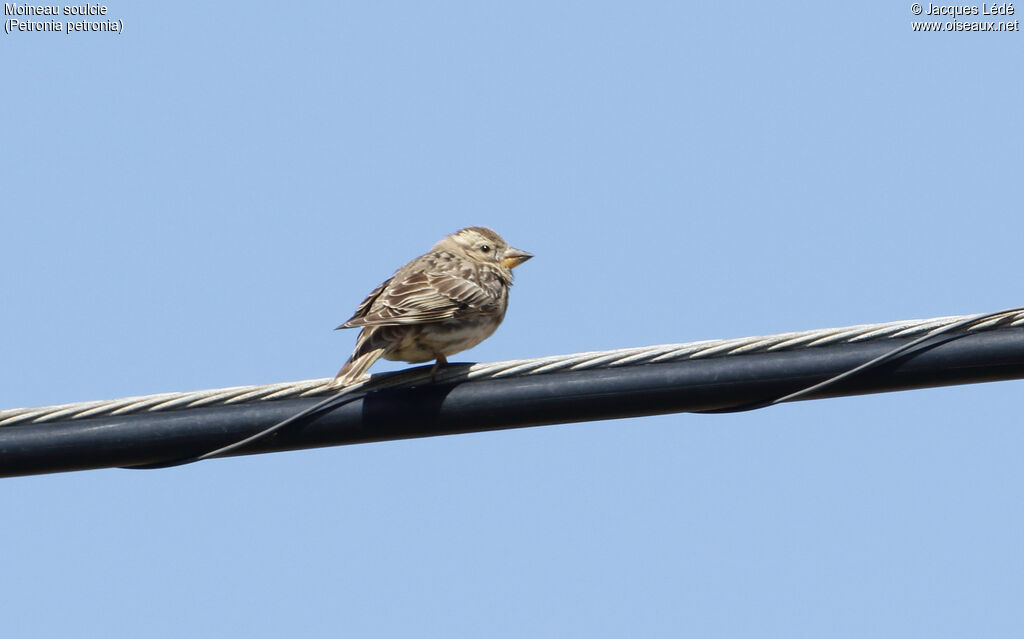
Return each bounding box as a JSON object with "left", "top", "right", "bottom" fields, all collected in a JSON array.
[{"left": 333, "top": 227, "right": 533, "bottom": 387}]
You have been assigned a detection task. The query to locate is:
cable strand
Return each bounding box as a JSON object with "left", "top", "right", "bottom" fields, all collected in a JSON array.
[{"left": 4, "top": 308, "right": 1023, "bottom": 429}]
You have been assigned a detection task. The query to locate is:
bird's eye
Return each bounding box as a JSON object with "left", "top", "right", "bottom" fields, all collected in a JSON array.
[{"left": 480, "top": 245, "right": 491, "bottom": 253}]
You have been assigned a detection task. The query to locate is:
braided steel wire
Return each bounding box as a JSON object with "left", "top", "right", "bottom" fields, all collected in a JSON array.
[{"left": 4, "top": 309, "right": 1023, "bottom": 428}]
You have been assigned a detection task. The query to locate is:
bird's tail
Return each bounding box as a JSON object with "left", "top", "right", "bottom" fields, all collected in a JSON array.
[{"left": 334, "top": 332, "right": 385, "bottom": 388}]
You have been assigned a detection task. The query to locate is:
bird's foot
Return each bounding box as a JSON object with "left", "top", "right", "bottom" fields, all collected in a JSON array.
[{"left": 428, "top": 355, "right": 449, "bottom": 382}]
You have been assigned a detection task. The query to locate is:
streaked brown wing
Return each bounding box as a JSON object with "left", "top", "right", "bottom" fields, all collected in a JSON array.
[
  {"left": 335, "top": 277, "right": 392, "bottom": 329},
  {"left": 425, "top": 271, "right": 499, "bottom": 311},
  {"left": 342, "top": 265, "right": 500, "bottom": 328}
]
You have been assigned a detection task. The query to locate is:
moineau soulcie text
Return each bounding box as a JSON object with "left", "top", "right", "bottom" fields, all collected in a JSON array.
[{"left": 4, "top": 3, "right": 107, "bottom": 15}]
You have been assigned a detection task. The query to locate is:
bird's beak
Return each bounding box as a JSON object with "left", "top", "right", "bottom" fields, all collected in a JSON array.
[{"left": 502, "top": 247, "right": 533, "bottom": 269}]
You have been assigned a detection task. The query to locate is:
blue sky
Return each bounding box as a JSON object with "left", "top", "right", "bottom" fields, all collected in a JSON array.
[{"left": 3, "top": 2, "right": 1023, "bottom": 636}]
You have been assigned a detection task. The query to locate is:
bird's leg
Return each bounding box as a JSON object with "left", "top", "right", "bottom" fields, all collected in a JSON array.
[{"left": 428, "top": 354, "right": 449, "bottom": 382}]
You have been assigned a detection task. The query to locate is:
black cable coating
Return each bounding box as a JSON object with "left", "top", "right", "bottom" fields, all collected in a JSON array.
[
  {"left": 2, "top": 307, "right": 1022, "bottom": 476},
  {"left": 123, "top": 386, "right": 372, "bottom": 469},
  {"left": 130, "top": 306, "right": 1024, "bottom": 467},
  {"left": 698, "top": 307, "right": 1020, "bottom": 413}
]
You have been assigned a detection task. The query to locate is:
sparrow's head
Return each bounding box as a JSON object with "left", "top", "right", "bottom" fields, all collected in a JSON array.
[{"left": 439, "top": 227, "right": 533, "bottom": 270}]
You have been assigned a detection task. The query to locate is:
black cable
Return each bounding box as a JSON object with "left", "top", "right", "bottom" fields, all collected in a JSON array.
[
  {"left": 123, "top": 306, "right": 1024, "bottom": 469},
  {"left": 5, "top": 307, "right": 1023, "bottom": 477},
  {"left": 123, "top": 385, "right": 372, "bottom": 469},
  {"left": 698, "top": 307, "right": 1022, "bottom": 413}
]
